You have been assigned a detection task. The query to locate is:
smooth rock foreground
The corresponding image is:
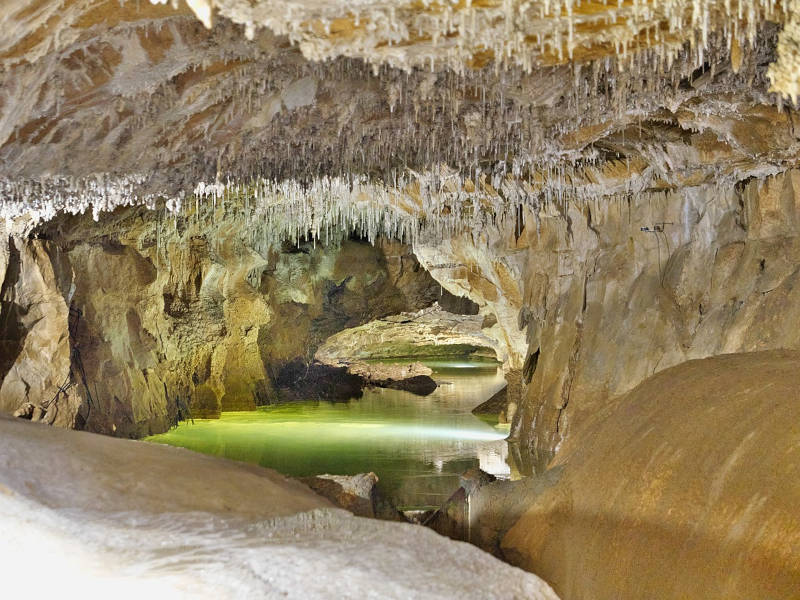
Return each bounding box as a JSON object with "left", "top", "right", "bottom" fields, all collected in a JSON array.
[{"left": 0, "top": 415, "right": 558, "bottom": 600}]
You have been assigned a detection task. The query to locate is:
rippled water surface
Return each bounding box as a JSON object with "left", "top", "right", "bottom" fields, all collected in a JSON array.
[{"left": 147, "top": 360, "right": 511, "bottom": 509}]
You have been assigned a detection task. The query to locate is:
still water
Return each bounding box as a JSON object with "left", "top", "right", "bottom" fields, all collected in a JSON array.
[{"left": 147, "top": 360, "right": 511, "bottom": 509}]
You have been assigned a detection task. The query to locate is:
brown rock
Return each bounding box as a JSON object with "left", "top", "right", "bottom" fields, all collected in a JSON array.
[
  {"left": 502, "top": 351, "right": 800, "bottom": 600},
  {"left": 300, "top": 472, "right": 405, "bottom": 522},
  {"left": 471, "top": 385, "right": 509, "bottom": 425}
]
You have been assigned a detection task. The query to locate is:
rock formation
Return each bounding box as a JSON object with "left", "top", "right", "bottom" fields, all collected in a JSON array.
[
  {"left": 514, "top": 170, "right": 800, "bottom": 470},
  {"left": 472, "top": 385, "right": 512, "bottom": 426},
  {"left": 0, "top": 414, "right": 559, "bottom": 599},
  {"left": 300, "top": 472, "right": 407, "bottom": 521},
  {"left": 501, "top": 351, "right": 800, "bottom": 600},
  {"left": 2, "top": 1, "right": 800, "bottom": 598},
  {"left": 344, "top": 362, "right": 438, "bottom": 396},
  {"left": 0, "top": 206, "right": 454, "bottom": 435},
  {"left": 315, "top": 303, "right": 500, "bottom": 364}
]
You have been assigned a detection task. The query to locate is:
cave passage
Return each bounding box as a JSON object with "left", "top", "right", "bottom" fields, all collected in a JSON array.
[{"left": 148, "top": 359, "right": 513, "bottom": 510}]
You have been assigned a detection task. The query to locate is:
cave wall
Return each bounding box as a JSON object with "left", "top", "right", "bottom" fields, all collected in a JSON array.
[
  {"left": 518, "top": 170, "right": 800, "bottom": 469},
  {"left": 4, "top": 169, "right": 800, "bottom": 452},
  {"left": 414, "top": 170, "right": 800, "bottom": 471},
  {"left": 0, "top": 234, "right": 76, "bottom": 428},
  {"left": 0, "top": 206, "right": 445, "bottom": 436}
]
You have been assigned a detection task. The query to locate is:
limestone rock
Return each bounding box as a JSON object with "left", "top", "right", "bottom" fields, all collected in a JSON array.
[
  {"left": 502, "top": 350, "right": 800, "bottom": 600},
  {"left": 425, "top": 467, "right": 498, "bottom": 542},
  {"left": 0, "top": 207, "right": 448, "bottom": 435},
  {"left": 379, "top": 375, "right": 438, "bottom": 396},
  {"left": 315, "top": 303, "right": 500, "bottom": 364},
  {"left": 0, "top": 237, "right": 75, "bottom": 427},
  {"left": 471, "top": 385, "right": 510, "bottom": 425},
  {"left": 11, "top": 402, "right": 34, "bottom": 419},
  {"left": 0, "top": 1, "right": 794, "bottom": 244},
  {"left": 346, "top": 361, "right": 437, "bottom": 396},
  {"left": 300, "top": 472, "right": 405, "bottom": 522},
  {"left": 0, "top": 414, "right": 560, "bottom": 599},
  {"left": 507, "top": 170, "right": 800, "bottom": 469},
  {"left": 346, "top": 361, "right": 432, "bottom": 381}
]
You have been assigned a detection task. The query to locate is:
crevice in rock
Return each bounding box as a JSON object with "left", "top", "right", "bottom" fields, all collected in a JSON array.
[
  {"left": 522, "top": 349, "right": 539, "bottom": 384},
  {"left": 0, "top": 239, "right": 26, "bottom": 384}
]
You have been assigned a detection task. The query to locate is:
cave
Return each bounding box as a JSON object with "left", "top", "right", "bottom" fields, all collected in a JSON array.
[{"left": 1, "top": 2, "right": 800, "bottom": 599}]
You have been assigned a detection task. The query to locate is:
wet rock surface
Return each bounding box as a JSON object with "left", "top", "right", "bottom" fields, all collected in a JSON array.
[
  {"left": 1, "top": 4, "right": 800, "bottom": 598},
  {"left": 471, "top": 386, "right": 510, "bottom": 426},
  {"left": 0, "top": 414, "right": 560, "bottom": 599},
  {"left": 346, "top": 362, "right": 437, "bottom": 396},
  {"left": 270, "top": 360, "right": 365, "bottom": 402},
  {"left": 379, "top": 375, "right": 438, "bottom": 396},
  {"left": 514, "top": 170, "right": 800, "bottom": 469},
  {"left": 424, "top": 467, "right": 499, "bottom": 542},
  {"left": 412, "top": 170, "right": 800, "bottom": 470}
]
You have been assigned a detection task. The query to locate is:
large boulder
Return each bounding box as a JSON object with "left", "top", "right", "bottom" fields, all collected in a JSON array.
[
  {"left": 501, "top": 350, "right": 800, "bottom": 600},
  {"left": 0, "top": 415, "right": 560, "bottom": 599}
]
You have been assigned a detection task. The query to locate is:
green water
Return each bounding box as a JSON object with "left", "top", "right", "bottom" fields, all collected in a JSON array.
[{"left": 147, "top": 360, "right": 510, "bottom": 509}]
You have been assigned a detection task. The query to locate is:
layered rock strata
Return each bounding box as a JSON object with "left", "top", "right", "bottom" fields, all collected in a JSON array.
[
  {"left": 415, "top": 170, "right": 800, "bottom": 470},
  {"left": 315, "top": 303, "right": 501, "bottom": 364}
]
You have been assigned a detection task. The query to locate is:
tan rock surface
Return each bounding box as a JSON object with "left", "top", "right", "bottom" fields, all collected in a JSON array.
[
  {"left": 0, "top": 412, "right": 329, "bottom": 517},
  {"left": 501, "top": 350, "right": 800, "bottom": 600},
  {"left": 0, "top": 206, "right": 447, "bottom": 435},
  {"left": 315, "top": 303, "right": 501, "bottom": 364},
  {"left": 0, "top": 414, "right": 560, "bottom": 599},
  {"left": 512, "top": 170, "right": 800, "bottom": 468},
  {"left": 0, "top": 1, "right": 796, "bottom": 243}
]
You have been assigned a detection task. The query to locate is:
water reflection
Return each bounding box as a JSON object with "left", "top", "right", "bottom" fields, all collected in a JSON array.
[{"left": 148, "top": 360, "right": 513, "bottom": 509}]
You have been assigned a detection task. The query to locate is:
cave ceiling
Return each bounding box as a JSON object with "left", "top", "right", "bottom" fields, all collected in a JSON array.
[{"left": 0, "top": 0, "right": 799, "bottom": 241}]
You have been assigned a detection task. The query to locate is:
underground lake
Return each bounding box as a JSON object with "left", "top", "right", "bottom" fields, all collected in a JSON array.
[{"left": 147, "top": 359, "right": 514, "bottom": 510}]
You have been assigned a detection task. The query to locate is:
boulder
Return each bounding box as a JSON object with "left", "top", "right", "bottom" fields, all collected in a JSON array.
[
  {"left": 346, "top": 361, "right": 438, "bottom": 396},
  {"left": 381, "top": 374, "right": 438, "bottom": 396},
  {"left": 300, "top": 472, "right": 406, "bottom": 521},
  {"left": 425, "top": 467, "right": 498, "bottom": 541},
  {"left": 502, "top": 351, "right": 800, "bottom": 600},
  {"left": 347, "top": 361, "right": 433, "bottom": 381}
]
